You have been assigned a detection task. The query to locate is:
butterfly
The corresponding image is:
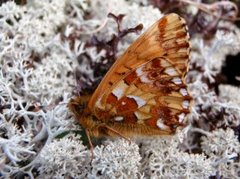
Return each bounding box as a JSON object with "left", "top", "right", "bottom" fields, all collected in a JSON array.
[{"left": 68, "top": 13, "right": 192, "bottom": 151}]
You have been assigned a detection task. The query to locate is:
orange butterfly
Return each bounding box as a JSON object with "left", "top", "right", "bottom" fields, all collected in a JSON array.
[{"left": 69, "top": 13, "right": 192, "bottom": 150}]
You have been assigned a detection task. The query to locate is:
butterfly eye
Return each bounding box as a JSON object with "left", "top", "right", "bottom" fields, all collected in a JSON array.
[
  {"left": 68, "top": 97, "right": 89, "bottom": 116},
  {"left": 75, "top": 104, "right": 85, "bottom": 113}
]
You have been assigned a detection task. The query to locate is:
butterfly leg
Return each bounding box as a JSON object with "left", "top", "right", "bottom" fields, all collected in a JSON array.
[
  {"left": 85, "top": 129, "right": 94, "bottom": 161},
  {"left": 103, "top": 125, "right": 131, "bottom": 144}
]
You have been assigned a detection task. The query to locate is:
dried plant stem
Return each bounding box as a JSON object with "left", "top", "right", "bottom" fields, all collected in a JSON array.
[
  {"left": 80, "top": 18, "right": 109, "bottom": 35},
  {"left": 179, "top": 0, "right": 239, "bottom": 21}
]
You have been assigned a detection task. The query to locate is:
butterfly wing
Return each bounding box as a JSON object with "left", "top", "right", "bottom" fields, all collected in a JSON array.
[{"left": 88, "top": 13, "right": 191, "bottom": 134}]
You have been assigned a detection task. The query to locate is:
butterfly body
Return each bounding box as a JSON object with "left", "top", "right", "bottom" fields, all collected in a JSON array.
[{"left": 69, "top": 13, "right": 192, "bottom": 139}]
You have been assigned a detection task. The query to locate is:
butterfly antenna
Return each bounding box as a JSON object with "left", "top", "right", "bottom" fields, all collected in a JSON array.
[{"left": 85, "top": 129, "right": 94, "bottom": 161}]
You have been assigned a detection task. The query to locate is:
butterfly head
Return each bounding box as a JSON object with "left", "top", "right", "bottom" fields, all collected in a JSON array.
[
  {"left": 69, "top": 95, "right": 108, "bottom": 138},
  {"left": 68, "top": 95, "right": 91, "bottom": 118}
]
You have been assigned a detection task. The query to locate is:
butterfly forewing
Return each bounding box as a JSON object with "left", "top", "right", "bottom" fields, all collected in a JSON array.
[{"left": 85, "top": 13, "right": 191, "bottom": 136}]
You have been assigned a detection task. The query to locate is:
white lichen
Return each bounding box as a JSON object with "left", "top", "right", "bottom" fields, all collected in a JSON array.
[
  {"left": 140, "top": 135, "right": 216, "bottom": 178},
  {"left": 37, "top": 134, "right": 90, "bottom": 179},
  {"left": 201, "top": 128, "right": 240, "bottom": 178},
  {"left": 89, "top": 139, "right": 141, "bottom": 179}
]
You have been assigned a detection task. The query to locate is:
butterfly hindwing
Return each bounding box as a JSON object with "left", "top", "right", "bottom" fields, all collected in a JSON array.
[{"left": 94, "top": 56, "right": 191, "bottom": 134}]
